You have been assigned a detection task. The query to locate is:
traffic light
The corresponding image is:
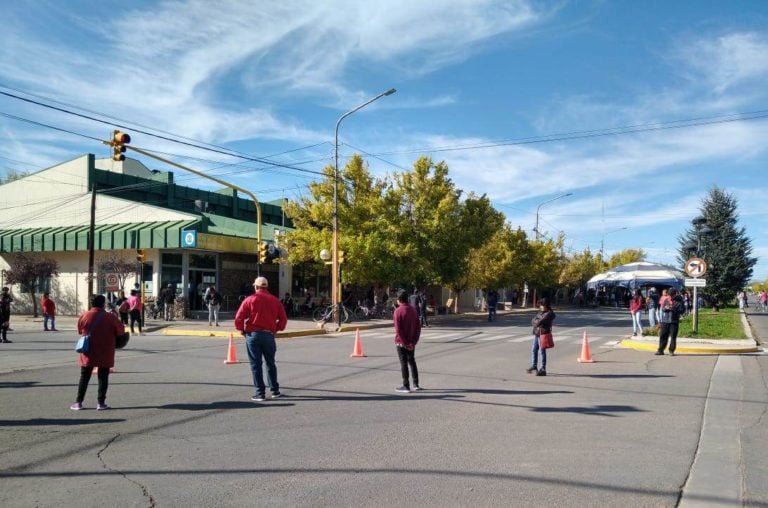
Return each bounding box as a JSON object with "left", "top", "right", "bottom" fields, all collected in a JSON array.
[
  {"left": 112, "top": 130, "right": 131, "bottom": 161},
  {"left": 136, "top": 249, "right": 145, "bottom": 263},
  {"left": 338, "top": 250, "right": 345, "bottom": 264},
  {"left": 259, "top": 241, "right": 268, "bottom": 264}
]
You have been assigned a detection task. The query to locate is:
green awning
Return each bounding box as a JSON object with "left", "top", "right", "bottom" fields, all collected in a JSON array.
[{"left": 0, "top": 219, "right": 201, "bottom": 253}]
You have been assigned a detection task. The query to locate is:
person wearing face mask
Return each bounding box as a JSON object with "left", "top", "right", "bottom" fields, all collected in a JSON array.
[{"left": 526, "top": 297, "right": 556, "bottom": 376}]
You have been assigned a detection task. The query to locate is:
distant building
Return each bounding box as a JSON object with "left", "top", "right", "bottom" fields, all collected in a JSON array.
[{"left": 0, "top": 154, "right": 293, "bottom": 315}]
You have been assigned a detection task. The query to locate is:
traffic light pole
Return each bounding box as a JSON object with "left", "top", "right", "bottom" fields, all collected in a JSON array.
[
  {"left": 87, "top": 184, "right": 97, "bottom": 308},
  {"left": 118, "top": 144, "right": 264, "bottom": 274}
]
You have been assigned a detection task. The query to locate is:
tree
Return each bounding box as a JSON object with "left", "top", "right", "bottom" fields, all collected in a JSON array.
[
  {"left": 0, "top": 169, "right": 30, "bottom": 185},
  {"left": 559, "top": 248, "right": 604, "bottom": 290},
  {"left": 467, "top": 225, "right": 531, "bottom": 291},
  {"left": 527, "top": 234, "right": 566, "bottom": 291},
  {"left": 96, "top": 254, "right": 137, "bottom": 292},
  {"left": 4, "top": 253, "right": 60, "bottom": 317},
  {"left": 678, "top": 186, "right": 757, "bottom": 306},
  {"left": 607, "top": 248, "right": 646, "bottom": 269}
]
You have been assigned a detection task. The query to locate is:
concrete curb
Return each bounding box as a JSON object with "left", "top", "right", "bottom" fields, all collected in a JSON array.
[{"left": 620, "top": 337, "right": 760, "bottom": 354}]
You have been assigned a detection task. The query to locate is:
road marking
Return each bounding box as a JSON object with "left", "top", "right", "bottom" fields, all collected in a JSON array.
[{"left": 508, "top": 336, "right": 532, "bottom": 343}]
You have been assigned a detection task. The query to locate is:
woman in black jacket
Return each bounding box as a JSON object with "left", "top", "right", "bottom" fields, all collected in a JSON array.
[{"left": 526, "top": 297, "right": 556, "bottom": 376}]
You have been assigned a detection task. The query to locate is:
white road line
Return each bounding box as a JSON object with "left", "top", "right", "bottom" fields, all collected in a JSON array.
[{"left": 508, "top": 336, "right": 532, "bottom": 343}]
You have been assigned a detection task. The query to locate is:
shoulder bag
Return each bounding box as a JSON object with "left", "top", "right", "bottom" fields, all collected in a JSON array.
[
  {"left": 75, "top": 311, "right": 106, "bottom": 354},
  {"left": 539, "top": 332, "right": 555, "bottom": 349}
]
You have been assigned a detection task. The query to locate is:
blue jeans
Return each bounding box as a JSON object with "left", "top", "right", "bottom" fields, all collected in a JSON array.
[
  {"left": 531, "top": 335, "right": 546, "bottom": 370},
  {"left": 648, "top": 307, "right": 657, "bottom": 328},
  {"left": 631, "top": 311, "right": 643, "bottom": 335},
  {"left": 245, "top": 331, "right": 279, "bottom": 396},
  {"left": 43, "top": 313, "right": 56, "bottom": 330}
]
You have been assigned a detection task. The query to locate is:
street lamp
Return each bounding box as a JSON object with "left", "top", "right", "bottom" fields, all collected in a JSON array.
[
  {"left": 333, "top": 88, "right": 396, "bottom": 327},
  {"left": 600, "top": 226, "right": 628, "bottom": 259},
  {"left": 534, "top": 192, "right": 573, "bottom": 240}
]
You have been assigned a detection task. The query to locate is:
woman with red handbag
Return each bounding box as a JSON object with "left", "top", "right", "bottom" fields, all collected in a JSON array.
[{"left": 526, "top": 297, "right": 556, "bottom": 377}]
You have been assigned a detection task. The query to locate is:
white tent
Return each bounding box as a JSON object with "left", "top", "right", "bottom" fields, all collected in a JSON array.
[{"left": 586, "top": 262, "right": 684, "bottom": 291}]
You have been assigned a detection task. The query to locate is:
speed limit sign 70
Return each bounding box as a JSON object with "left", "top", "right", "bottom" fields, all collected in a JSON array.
[{"left": 685, "top": 257, "right": 707, "bottom": 278}]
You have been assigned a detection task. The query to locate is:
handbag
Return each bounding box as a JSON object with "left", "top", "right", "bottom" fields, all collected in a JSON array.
[
  {"left": 116, "top": 332, "right": 130, "bottom": 349},
  {"left": 74, "top": 311, "right": 106, "bottom": 354},
  {"left": 539, "top": 332, "right": 555, "bottom": 349}
]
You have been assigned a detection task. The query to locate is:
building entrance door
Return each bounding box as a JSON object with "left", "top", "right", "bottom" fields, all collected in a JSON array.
[{"left": 188, "top": 270, "right": 216, "bottom": 310}]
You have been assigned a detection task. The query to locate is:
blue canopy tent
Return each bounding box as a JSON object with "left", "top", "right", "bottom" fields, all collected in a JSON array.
[{"left": 587, "top": 262, "right": 684, "bottom": 292}]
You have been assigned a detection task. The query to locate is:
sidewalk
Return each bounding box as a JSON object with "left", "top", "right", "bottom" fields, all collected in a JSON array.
[{"left": 620, "top": 309, "right": 763, "bottom": 354}]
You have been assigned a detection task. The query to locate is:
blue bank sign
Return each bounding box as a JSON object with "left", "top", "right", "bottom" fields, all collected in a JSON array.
[{"left": 181, "top": 229, "right": 197, "bottom": 248}]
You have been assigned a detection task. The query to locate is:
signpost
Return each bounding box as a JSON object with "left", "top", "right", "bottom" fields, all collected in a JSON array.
[
  {"left": 105, "top": 273, "right": 119, "bottom": 292},
  {"left": 684, "top": 257, "right": 708, "bottom": 333}
]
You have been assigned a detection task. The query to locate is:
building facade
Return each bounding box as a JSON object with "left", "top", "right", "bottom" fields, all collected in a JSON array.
[{"left": 0, "top": 154, "right": 294, "bottom": 315}]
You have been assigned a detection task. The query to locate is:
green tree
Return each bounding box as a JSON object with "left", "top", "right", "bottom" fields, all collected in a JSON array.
[
  {"left": 527, "top": 235, "right": 566, "bottom": 291},
  {"left": 678, "top": 186, "right": 757, "bottom": 306},
  {"left": 559, "top": 248, "right": 604, "bottom": 290},
  {"left": 4, "top": 253, "right": 60, "bottom": 317},
  {"left": 607, "top": 248, "right": 646, "bottom": 269},
  {"left": 284, "top": 155, "right": 399, "bottom": 286},
  {"left": 467, "top": 225, "right": 531, "bottom": 291}
]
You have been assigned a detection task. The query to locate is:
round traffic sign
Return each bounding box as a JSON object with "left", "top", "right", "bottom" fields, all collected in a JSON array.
[{"left": 685, "top": 257, "right": 707, "bottom": 277}]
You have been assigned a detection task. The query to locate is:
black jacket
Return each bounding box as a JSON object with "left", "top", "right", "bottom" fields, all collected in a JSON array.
[{"left": 532, "top": 309, "right": 556, "bottom": 335}]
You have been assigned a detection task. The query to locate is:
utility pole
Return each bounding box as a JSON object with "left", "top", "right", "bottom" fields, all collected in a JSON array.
[{"left": 87, "top": 184, "right": 97, "bottom": 308}]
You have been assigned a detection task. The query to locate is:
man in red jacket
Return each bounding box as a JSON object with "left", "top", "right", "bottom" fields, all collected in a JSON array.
[
  {"left": 394, "top": 290, "right": 422, "bottom": 393},
  {"left": 70, "top": 294, "right": 126, "bottom": 411},
  {"left": 235, "top": 277, "right": 287, "bottom": 402},
  {"left": 41, "top": 293, "right": 57, "bottom": 331}
]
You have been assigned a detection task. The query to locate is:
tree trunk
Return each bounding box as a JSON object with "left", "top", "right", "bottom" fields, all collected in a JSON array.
[{"left": 29, "top": 291, "right": 38, "bottom": 318}]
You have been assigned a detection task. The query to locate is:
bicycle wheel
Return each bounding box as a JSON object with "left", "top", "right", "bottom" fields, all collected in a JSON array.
[
  {"left": 353, "top": 307, "right": 367, "bottom": 321},
  {"left": 312, "top": 306, "right": 327, "bottom": 323}
]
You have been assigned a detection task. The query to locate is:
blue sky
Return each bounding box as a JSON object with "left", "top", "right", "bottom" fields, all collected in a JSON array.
[{"left": 1, "top": 1, "right": 767, "bottom": 281}]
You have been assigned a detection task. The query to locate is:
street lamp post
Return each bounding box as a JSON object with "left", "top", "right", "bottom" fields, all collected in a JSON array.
[
  {"left": 534, "top": 192, "right": 573, "bottom": 240},
  {"left": 600, "top": 227, "right": 628, "bottom": 259},
  {"left": 333, "top": 88, "right": 396, "bottom": 328}
]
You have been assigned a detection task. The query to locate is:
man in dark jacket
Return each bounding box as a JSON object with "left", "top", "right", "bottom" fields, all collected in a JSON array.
[
  {"left": 70, "top": 294, "right": 127, "bottom": 410},
  {"left": 394, "top": 291, "right": 422, "bottom": 393},
  {"left": 656, "top": 288, "right": 685, "bottom": 356}
]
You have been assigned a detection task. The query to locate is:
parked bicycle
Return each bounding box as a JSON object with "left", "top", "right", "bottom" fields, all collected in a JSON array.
[
  {"left": 353, "top": 301, "right": 394, "bottom": 320},
  {"left": 313, "top": 303, "right": 352, "bottom": 324}
]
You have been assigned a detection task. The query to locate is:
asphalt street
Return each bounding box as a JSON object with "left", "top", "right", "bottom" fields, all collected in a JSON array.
[{"left": 1, "top": 308, "right": 766, "bottom": 507}]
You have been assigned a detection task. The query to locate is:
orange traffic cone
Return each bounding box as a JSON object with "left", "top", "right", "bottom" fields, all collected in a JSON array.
[
  {"left": 224, "top": 333, "right": 239, "bottom": 364},
  {"left": 350, "top": 329, "right": 366, "bottom": 358},
  {"left": 577, "top": 330, "right": 595, "bottom": 363}
]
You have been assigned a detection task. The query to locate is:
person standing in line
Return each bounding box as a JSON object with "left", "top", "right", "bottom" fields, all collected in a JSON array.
[
  {"left": 0, "top": 287, "right": 13, "bottom": 343},
  {"left": 658, "top": 289, "right": 670, "bottom": 323},
  {"left": 760, "top": 290, "right": 768, "bottom": 312},
  {"left": 418, "top": 290, "right": 430, "bottom": 328},
  {"left": 394, "top": 291, "right": 422, "bottom": 393},
  {"left": 629, "top": 289, "right": 645, "bottom": 337},
  {"left": 281, "top": 292, "right": 294, "bottom": 317},
  {"left": 235, "top": 277, "right": 287, "bottom": 402},
  {"left": 526, "top": 297, "right": 556, "bottom": 376},
  {"left": 656, "top": 288, "right": 686, "bottom": 356},
  {"left": 487, "top": 289, "right": 499, "bottom": 322},
  {"left": 160, "top": 284, "right": 176, "bottom": 321},
  {"left": 116, "top": 291, "right": 130, "bottom": 325},
  {"left": 205, "top": 286, "right": 222, "bottom": 326},
  {"left": 70, "top": 294, "right": 127, "bottom": 410},
  {"left": 41, "top": 292, "right": 58, "bottom": 331},
  {"left": 128, "top": 290, "right": 143, "bottom": 335},
  {"left": 646, "top": 288, "right": 658, "bottom": 329}
]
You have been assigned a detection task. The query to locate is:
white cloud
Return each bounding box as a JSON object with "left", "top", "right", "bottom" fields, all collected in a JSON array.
[{"left": 675, "top": 32, "right": 768, "bottom": 94}]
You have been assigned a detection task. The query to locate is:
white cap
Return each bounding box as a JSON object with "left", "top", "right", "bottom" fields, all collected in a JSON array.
[{"left": 254, "top": 276, "right": 269, "bottom": 288}]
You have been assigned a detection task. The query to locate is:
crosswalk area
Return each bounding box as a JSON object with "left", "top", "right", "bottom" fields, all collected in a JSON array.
[{"left": 354, "top": 328, "right": 624, "bottom": 348}]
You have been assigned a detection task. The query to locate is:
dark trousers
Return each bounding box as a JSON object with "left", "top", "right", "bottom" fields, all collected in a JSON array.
[
  {"left": 245, "top": 331, "right": 279, "bottom": 396},
  {"left": 129, "top": 310, "right": 142, "bottom": 333},
  {"left": 119, "top": 312, "right": 129, "bottom": 325},
  {"left": 397, "top": 346, "right": 419, "bottom": 388},
  {"left": 658, "top": 322, "right": 680, "bottom": 353},
  {"left": 76, "top": 366, "right": 110, "bottom": 404}
]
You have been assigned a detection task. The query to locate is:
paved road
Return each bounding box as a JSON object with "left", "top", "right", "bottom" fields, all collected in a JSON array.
[{"left": 1, "top": 308, "right": 766, "bottom": 507}]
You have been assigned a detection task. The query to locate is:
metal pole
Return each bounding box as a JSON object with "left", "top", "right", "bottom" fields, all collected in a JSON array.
[
  {"left": 692, "top": 285, "right": 698, "bottom": 334},
  {"left": 333, "top": 88, "right": 396, "bottom": 328},
  {"left": 122, "top": 144, "right": 263, "bottom": 275}
]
